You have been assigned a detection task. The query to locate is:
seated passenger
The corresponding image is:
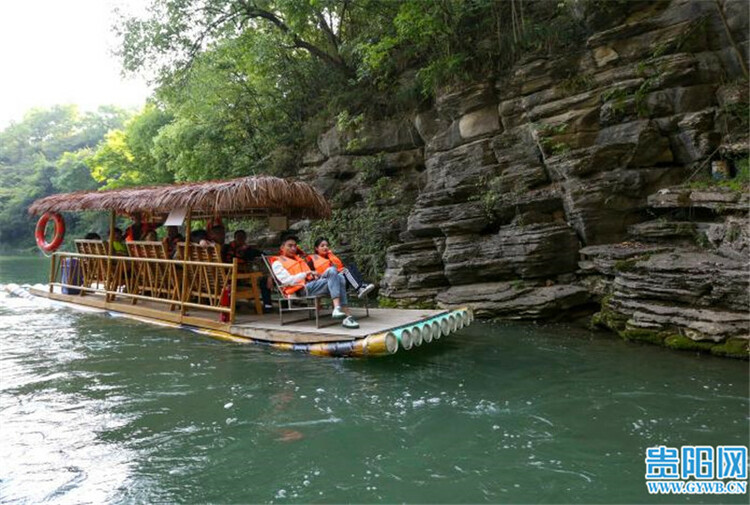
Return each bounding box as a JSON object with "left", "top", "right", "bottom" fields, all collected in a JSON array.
[
  {"left": 84, "top": 232, "right": 101, "bottom": 240},
  {"left": 223, "top": 230, "right": 273, "bottom": 312},
  {"left": 190, "top": 229, "right": 207, "bottom": 244},
  {"left": 125, "top": 212, "right": 159, "bottom": 242},
  {"left": 143, "top": 230, "right": 158, "bottom": 241},
  {"left": 271, "top": 235, "right": 358, "bottom": 328},
  {"left": 125, "top": 213, "right": 143, "bottom": 242},
  {"left": 109, "top": 228, "right": 127, "bottom": 256},
  {"left": 200, "top": 225, "right": 225, "bottom": 248},
  {"left": 172, "top": 229, "right": 204, "bottom": 260},
  {"left": 165, "top": 226, "right": 184, "bottom": 257},
  {"left": 223, "top": 230, "right": 250, "bottom": 263},
  {"left": 307, "top": 237, "right": 375, "bottom": 298}
]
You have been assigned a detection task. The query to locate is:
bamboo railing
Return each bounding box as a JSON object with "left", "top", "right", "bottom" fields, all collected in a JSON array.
[{"left": 49, "top": 246, "right": 254, "bottom": 324}]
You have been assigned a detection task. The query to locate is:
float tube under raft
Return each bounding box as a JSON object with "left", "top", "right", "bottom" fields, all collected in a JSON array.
[{"left": 17, "top": 284, "right": 473, "bottom": 358}]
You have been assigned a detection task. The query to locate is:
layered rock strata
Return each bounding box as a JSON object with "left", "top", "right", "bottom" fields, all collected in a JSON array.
[{"left": 301, "top": 0, "right": 749, "bottom": 357}]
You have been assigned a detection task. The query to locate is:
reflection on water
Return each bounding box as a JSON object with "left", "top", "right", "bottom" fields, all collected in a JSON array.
[{"left": 0, "top": 256, "right": 748, "bottom": 504}]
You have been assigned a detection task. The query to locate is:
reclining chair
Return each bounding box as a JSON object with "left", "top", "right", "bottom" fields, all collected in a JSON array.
[{"left": 261, "top": 254, "right": 333, "bottom": 328}]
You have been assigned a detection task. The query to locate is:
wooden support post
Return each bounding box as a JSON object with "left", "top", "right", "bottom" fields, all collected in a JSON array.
[
  {"left": 251, "top": 273, "right": 263, "bottom": 316},
  {"left": 104, "top": 211, "right": 115, "bottom": 302},
  {"left": 230, "top": 258, "right": 238, "bottom": 324},
  {"left": 48, "top": 253, "right": 56, "bottom": 293},
  {"left": 179, "top": 210, "right": 192, "bottom": 319}
]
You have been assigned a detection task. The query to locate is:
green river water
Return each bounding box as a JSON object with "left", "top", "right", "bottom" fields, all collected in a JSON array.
[{"left": 0, "top": 255, "right": 747, "bottom": 504}]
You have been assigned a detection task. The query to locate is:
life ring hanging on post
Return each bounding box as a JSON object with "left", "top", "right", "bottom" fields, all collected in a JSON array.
[{"left": 35, "top": 212, "right": 65, "bottom": 253}]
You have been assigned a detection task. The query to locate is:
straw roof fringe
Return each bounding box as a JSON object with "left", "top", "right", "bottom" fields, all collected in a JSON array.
[{"left": 29, "top": 176, "right": 331, "bottom": 219}]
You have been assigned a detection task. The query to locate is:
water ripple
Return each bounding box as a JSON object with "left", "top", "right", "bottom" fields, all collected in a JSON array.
[{"left": 0, "top": 264, "right": 748, "bottom": 504}]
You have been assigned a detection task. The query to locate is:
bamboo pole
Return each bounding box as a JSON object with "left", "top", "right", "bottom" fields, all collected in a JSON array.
[
  {"left": 179, "top": 209, "right": 192, "bottom": 319},
  {"left": 48, "top": 253, "right": 56, "bottom": 293},
  {"left": 104, "top": 211, "right": 115, "bottom": 302},
  {"left": 56, "top": 250, "right": 228, "bottom": 267},
  {"left": 230, "top": 258, "right": 238, "bottom": 324}
]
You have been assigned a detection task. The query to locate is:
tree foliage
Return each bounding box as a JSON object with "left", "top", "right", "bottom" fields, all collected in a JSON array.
[
  {"left": 118, "top": 0, "right": 358, "bottom": 81},
  {"left": 89, "top": 104, "right": 174, "bottom": 188},
  {"left": 0, "top": 105, "right": 130, "bottom": 249},
  {"left": 0, "top": 0, "right": 597, "bottom": 252}
]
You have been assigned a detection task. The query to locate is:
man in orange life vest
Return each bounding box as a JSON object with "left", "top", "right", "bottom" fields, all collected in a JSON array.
[
  {"left": 307, "top": 237, "right": 375, "bottom": 298},
  {"left": 271, "top": 234, "right": 359, "bottom": 329}
]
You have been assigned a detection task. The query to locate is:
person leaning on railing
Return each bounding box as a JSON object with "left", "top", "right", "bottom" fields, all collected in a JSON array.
[{"left": 271, "top": 234, "right": 359, "bottom": 329}]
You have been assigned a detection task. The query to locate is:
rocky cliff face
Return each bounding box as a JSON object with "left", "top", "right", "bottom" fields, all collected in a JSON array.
[{"left": 301, "top": 0, "right": 749, "bottom": 358}]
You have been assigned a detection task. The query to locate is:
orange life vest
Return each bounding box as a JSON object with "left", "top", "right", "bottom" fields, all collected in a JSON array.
[
  {"left": 125, "top": 221, "right": 156, "bottom": 242},
  {"left": 275, "top": 254, "right": 312, "bottom": 295},
  {"left": 308, "top": 252, "right": 344, "bottom": 275}
]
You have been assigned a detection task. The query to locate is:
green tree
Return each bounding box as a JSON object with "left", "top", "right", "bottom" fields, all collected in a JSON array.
[
  {"left": 53, "top": 149, "right": 99, "bottom": 194},
  {"left": 89, "top": 104, "right": 174, "bottom": 188},
  {"left": 118, "top": 0, "right": 357, "bottom": 80},
  {"left": 0, "top": 105, "right": 130, "bottom": 249}
]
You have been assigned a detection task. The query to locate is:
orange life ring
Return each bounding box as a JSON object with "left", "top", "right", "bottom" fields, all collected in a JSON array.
[{"left": 35, "top": 212, "right": 66, "bottom": 253}]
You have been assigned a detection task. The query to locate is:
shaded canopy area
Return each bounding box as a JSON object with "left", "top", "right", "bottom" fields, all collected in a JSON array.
[{"left": 28, "top": 176, "right": 331, "bottom": 220}]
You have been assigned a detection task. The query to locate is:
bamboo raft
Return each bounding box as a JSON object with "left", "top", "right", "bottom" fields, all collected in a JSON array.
[
  {"left": 24, "top": 175, "right": 475, "bottom": 358},
  {"left": 21, "top": 282, "right": 472, "bottom": 357}
]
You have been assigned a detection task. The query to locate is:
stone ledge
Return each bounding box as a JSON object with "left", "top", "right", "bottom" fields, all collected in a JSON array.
[
  {"left": 648, "top": 187, "right": 749, "bottom": 212},
  {"left": 609, "top": 297, "right": 748, "bottom": 342},
  {"left": 436, "top": 282, "right": 591, "bottom": 319}
]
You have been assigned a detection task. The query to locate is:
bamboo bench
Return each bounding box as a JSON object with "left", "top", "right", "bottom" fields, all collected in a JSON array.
[
  {"left": 126, "top": 240, "right": 180, "bottom": 308},
  {"left": 74, "top": 239, "right": 107, "bottom": 291},
  {"left": 176, "top": 242, "right": 262, "bottom": 315},
  {"left": 74, "top": 239, "right": 129, "bottom": 300}
]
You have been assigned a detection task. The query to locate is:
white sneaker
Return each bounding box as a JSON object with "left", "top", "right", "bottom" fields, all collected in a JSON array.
[
  {"left": 357, "top": 283, "right": 376, "bottom": 298},
  {"left": 331, "top": 306, "right": 347, "bottom": 319},
  {"left": 342, "top": 316, "right": 359, "bottom": 329}
]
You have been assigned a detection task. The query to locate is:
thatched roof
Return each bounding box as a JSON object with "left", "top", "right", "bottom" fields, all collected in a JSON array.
[{"left": 29, "top": 176, "right": 331, "bottom": 219}]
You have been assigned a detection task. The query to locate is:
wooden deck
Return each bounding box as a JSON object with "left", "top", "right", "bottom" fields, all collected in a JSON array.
[
  {"left": 231, "top": 307, "right": 445, "bottom": 343},
  {"left": 27, "top": 284, "right": 473, "bottom": 358}
]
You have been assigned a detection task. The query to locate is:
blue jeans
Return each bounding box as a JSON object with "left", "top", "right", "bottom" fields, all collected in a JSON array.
[{"left": 304, "top": 266, "right": 347, "bottom": 306}]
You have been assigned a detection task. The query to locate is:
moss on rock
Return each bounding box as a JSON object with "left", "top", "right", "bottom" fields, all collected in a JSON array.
[
  {"left": 377, "top": 296, "right": 400, "bottom": 308},
  {"left": 664, "top": 334, "right": 715, "bottom": 352},
  {"left": 614, "top": 258, "right": 639, "bottom": 272},
  {"left": 620, "top": 328, "right": 666, "bottom": 345},
  {"left": 378, "top": 296, "right": 436, "bottom": 310},
  {"left": 591, "top": 308, "right": 628, "bottom": 332},
  {"left": 613, "top": 253, "right": 653, "bottom": 273},
  {"left": 710, "top": 338, "right": 750, "bottom": 360},
  {"left": 590, "top": 301, "right": 627, "bottom": 332}
]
